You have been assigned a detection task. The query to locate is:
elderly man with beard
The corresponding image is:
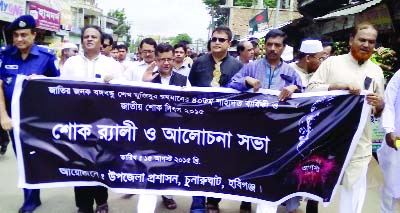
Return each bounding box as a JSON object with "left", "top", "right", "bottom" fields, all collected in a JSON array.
[{"left": 307, "top": 22, "right": 385, "bottom": 213}]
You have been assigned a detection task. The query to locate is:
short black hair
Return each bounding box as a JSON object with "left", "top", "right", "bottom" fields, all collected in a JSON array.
[
  {"left": 155, "top": 43, "right": 174, "bottom": 57},
  {"left": 103, "top": 33, "right": 113, "bottom": 45},
  {"left": 322, "top": 41, "right": 335, "bottom": 54},
  {"left": 116, "top": 44, "right": 128, "bottom": 51},
  {"left": 264, "top": 29, "right": 287, "bottom": 45},
  {"left": 251, "top": 40, "right": 258, "bottom": 48},
  {"left": 212, "top": 26, "right": 233, "bottom": 41},
  {"left": 81, "top": 25, "right": 103, "bottom": 44},
  {"left": 174, "top": 43, "right": 187, "bottom": 53},
  {"left": 140, "top": 38, "right": 157, "bottom": 50}
]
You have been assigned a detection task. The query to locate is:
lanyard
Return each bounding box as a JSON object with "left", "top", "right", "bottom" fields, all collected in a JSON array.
[{"left": 267, "top": 65, "right": 279, "bottom": 89}]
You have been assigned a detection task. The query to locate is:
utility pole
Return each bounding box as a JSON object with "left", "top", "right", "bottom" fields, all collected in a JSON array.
[{"left": 274, "top": 0, "right": 282, "bottom": 28}]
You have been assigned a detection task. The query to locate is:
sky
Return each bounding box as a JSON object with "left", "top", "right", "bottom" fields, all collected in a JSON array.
[{"left": 97, "top": 0, "right": 212, "bottom": 41}]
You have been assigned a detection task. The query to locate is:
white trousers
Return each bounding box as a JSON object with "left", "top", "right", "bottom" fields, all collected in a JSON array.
[
  {"left": 256, "top": 203, "right": 278, "bottom": 213},
  {"left": 380, "top": 185, "right": 398, "bottom": 213},
  {"left": 339, "top": 163, "right": 368, "bottom": 213},
  {"left": 137, "top": 194, "right": 157, "bottom": 213}
]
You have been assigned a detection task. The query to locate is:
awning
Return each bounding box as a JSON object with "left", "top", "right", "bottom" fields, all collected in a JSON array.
[{"left": 314, "top": 0, "right": 382, "bottom": 20}]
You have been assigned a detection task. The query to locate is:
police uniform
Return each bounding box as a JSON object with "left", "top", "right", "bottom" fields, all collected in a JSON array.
[{"left": 1, "top": 15, "right": 59, "bottom": 213}]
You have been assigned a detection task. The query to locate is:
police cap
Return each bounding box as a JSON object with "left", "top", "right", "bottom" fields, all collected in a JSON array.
[{"left": 6, "top": 15, "right": 36, "bottom": 32}]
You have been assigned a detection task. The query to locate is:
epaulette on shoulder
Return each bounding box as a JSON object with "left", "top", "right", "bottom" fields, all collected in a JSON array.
[
  {"left": 1, "top": 45, "right": 14, "bottom": 54},
  {"left": 38, "top": 45, "right": 56, "bottom": 55}
]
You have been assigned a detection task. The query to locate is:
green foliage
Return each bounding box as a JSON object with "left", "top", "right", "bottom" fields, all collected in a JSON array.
[
  {"left": 371, "top": 48, "right": 398, "bottom": 82},
  {"left": 171, "top": 34, "right": 193, "bottom": 46},
  {"left": 264, "top": 0, "right": 276, "bottom": 8},
  {"left": 107, "top": 9, "right": 131, "bottom": 46},
  {"left": 234, "top": 0, "right": 276, "bottom": 8},
  {"left": 333, "top": 41, "right": 349, "bottom": 55},
  {"left": 203, "top": 0, "right": 228, "bottom": 27}
]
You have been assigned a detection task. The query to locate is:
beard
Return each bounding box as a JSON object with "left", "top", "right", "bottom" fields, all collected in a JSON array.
[{"left": 351, "top": 47, "right": 373, "bottom": 63}]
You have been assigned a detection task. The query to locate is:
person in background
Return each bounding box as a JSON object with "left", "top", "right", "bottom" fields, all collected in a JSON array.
[
  {"left": 251, "top": 40, "right": 261, "bottom": 60},
  {"left": 0, "top": 15, "right": 60, "bottom": 213},
  {"left": 173, "top": 42, "right": 191, "bottom": 77},
  {"left": 59, "top": 42, "right": 79, "bottom": 72},
  {"left": 322, "top": 42, "right": 335, "bottom": 58},
  {"left": 290, "top": 39, "right": 325, "bottom": 88},
  {"left": 237, "top": 40, "right": 254, "bottom": 64},
  {"left": 307, "top": 22, "right": 384, "bottom": 213},
  {"left": 110, "top": 44, "right": 119, "bottom": 61},
  {"left": 101, "top": 33, "right": 113, "bottom": 57}
]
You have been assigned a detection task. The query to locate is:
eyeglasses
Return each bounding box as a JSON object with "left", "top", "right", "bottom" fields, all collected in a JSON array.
[
  {"left": 211, "top": 37, "right": 229, "bottom": 43},
  {"left": 309, "top": 55, "right": 326, "bottom": 62},
  {"left": 102, "top": 44, "right": 111, "bottom": 48},
  {"left": 157, "top": 58, "right": 174, "bottom": 63},
  {"left": 142, "top": 50, "right": 155, "bottom": 54}
]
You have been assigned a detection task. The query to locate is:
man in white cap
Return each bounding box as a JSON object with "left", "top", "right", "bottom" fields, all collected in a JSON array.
[
  {"left": 59, "top": 42, "right": 79, "bottom": 72},
  {"left": 290, "top": 39, "right": 326, "bottom": 88}
]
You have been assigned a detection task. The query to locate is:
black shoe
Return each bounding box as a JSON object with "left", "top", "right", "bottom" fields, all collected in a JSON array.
[
  {"left": 0, "top": 142, "right": 8, "bottom": 155},
  {"left": 18, "top": 208, "right": 34, "bottom": 213}
]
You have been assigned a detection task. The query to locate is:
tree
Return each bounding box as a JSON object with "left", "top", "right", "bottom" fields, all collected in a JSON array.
[
  {"left": 171, "top": 34, "right": 193, "bottom": 46},
  {"left": 107, "top": 9, "right": 131, "bottom": 47},
  {"left": 234, "top": 0, "right": 277, "bottom": 8}
]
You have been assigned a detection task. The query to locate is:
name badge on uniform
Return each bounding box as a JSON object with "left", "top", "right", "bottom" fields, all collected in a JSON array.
[{"left": 5, "top": 65, "right": 18, "bottom": 69}]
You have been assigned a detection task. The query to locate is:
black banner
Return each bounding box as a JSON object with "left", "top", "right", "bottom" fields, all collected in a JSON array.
[{"left": 12, "top": 77, "right": 369, "bottom": 205}]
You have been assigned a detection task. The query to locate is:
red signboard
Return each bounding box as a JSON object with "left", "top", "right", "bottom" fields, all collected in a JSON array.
[{"left": 28, "top": 2, "right": 60, "bottom": 32}]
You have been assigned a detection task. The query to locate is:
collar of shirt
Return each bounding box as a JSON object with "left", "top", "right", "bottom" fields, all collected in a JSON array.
[
  {"left": 81, "top": 53, "right": 101, "bottom": 62},
  {"left": 262, "top": 57, "right": 284, "bottom": 69},
  {"left": 209, "top": 53, "right": 229, "bottom": 64},
  {"left": 10, "top": 44, "right": 40, "bottom": 57}
]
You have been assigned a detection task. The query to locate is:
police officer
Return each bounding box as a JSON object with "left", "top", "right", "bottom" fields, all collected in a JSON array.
[{"left": 0, "top": 15, "right": 59, "bottom": 213}]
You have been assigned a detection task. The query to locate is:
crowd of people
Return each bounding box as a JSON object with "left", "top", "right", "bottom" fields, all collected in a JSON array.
[{"left": 0, "top": 13, "right": 399, "bottom": 213}]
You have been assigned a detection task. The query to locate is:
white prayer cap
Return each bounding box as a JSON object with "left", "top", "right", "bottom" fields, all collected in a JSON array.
[
  {"left": 299, "top": 40, "right": 323, "bottom": 54},
  {"left": 62, "top": 42, "right": 78, "bottom": 50}
]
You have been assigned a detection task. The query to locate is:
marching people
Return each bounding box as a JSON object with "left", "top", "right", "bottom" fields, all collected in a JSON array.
[
  {"left": 0, "top": 15, "right": 60, "bottom": 213},
  {"left": 61, "top": 25, "right": 124, "bottom": 213},
  {"left": 188, "top": 26, "right": 245, "bottom": 213},
  {"left": 307, "top": 22, "right": 385, "bottom": 213},
  {"left": 377, "top": 69, "right": 400, "bottom": 213},
  {"left": 228, "top": 29, "right": 302, "bottom": 213}
]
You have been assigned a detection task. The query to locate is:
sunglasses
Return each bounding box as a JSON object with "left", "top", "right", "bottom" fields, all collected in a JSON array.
[{"left": 211, "top": 37, "right": 229, "bottom": 43}]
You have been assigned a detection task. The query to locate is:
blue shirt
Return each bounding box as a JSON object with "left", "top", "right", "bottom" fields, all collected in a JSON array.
[
  {"left": 0, "top": 44, "right": 59, "bottom": 106},
  {"left": 227, "top": 58, "right": 303, "bottom": 91}
]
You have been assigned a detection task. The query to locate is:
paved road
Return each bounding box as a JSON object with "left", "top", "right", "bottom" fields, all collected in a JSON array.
[{"left": 0, "top": 148, "right": 387, "bottom": 213}]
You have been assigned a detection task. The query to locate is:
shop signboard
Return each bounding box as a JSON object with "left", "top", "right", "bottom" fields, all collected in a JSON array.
[
  {"left": 0, "top": 0, "right": 26, "bottom": 23},
  {"left": 28, "top": 1, "right": 60, "bottom": 32}
]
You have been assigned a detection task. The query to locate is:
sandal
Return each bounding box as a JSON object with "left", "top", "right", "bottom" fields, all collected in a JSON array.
[
  {"left": 162, "top": 196, "right": 177, "bottom": 210},
  {"left": 95, "top": 203, "right": 108, "bottom": 213},
  {"left": 206, "top": 203, "right": 220, "bottom": 213}
]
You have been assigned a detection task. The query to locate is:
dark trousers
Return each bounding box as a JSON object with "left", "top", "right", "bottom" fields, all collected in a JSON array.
[
  {"left": 74, "top": 186, "right": 108, "bottom": 213},
  {"left": 9, "top": 131, "right": 41, "bottom": 211},
  {"left": 21, "top": 189, "right": 41, "bottom": 211}
]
